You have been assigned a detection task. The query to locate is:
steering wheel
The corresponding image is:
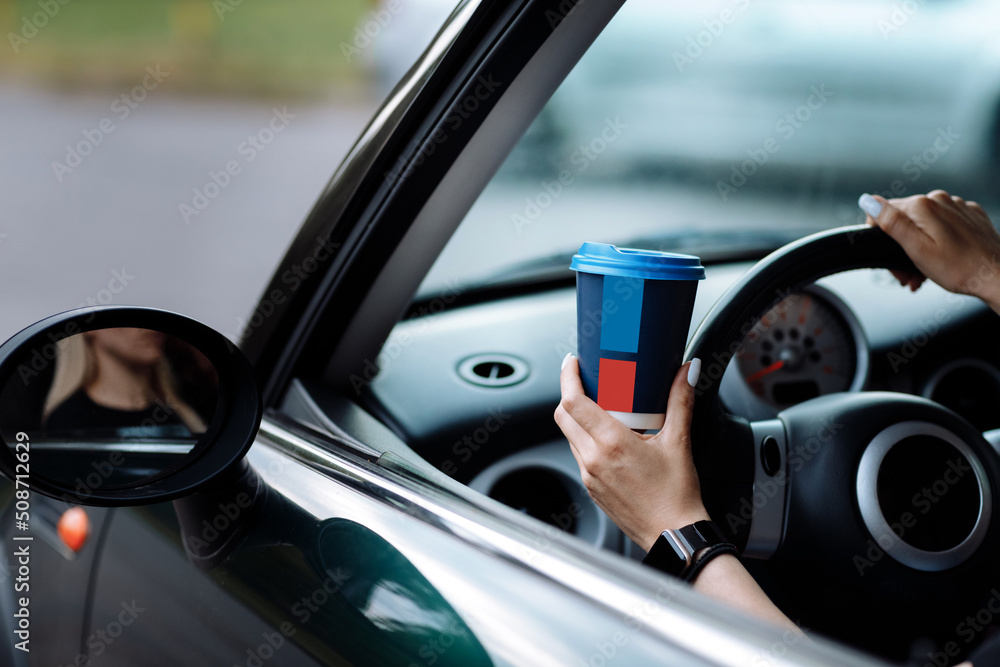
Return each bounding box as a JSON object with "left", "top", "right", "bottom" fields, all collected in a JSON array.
[{"left": 685, "top": 225, "right": 1000, "bottom": 660}]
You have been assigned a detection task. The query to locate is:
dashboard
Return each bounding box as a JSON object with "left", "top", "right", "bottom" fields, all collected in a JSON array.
[{"left": 364, "top": 263, "right": 1000, "bottom": 555}]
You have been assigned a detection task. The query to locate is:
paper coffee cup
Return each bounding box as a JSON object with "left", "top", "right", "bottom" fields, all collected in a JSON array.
[{"left": 570, "top": 242, "right": 705, "bottom": 430}]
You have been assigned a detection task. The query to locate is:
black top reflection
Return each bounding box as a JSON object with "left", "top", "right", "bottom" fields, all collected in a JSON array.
[{"left": 42, "top": 328, "right": 213, "bottom": 438}]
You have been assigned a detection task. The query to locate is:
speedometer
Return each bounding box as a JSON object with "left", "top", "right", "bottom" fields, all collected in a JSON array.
[{"left": 733, "top": 286, "right": 866, "bottom": 410}]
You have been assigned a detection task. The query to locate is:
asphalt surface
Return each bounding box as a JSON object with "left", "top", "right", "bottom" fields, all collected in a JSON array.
[{"left": 0, "top": 81, "right": 376, "bottom": 344}]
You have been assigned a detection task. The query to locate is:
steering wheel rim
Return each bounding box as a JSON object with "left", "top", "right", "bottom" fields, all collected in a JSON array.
[
  {"left": 683, "top": 225, "right": 1000, "bottom": 660},
  {"left": 684, "top": 225, "right": 918, "bottom": 538}
]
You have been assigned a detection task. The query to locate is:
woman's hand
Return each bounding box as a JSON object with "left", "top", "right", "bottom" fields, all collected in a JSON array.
[
  {"left": 859, "top": 190, "right": 1000, "bottom": 314},
  {"left": 553, "top": 355, "right": 708, "bottom": 551},
  {"left": 554, "top": 355, "right": 802, "bottom": 632}
]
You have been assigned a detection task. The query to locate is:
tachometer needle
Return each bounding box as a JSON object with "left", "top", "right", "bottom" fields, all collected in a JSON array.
[{"left": 745, "top": 360, "right": 785, "bottom": 383}]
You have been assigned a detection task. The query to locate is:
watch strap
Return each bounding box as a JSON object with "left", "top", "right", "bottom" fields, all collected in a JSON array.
[
  {"left": 641, "top": 520, "right": 739, "bottom": 581},
  {"left": 682, "top": 541, "right": 740, "bottom": 583}
]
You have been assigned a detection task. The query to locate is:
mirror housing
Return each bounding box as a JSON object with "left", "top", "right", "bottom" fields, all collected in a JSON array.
[{"left": 0, "top": 306, "right": 261, "bottom": 506}]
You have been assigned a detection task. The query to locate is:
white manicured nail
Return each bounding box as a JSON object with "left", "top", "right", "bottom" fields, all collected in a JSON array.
[
  {"left": 562, "top": 353, "right": 575, "bottom": 370},
  {"left": 687, "top": 358, "right": 702, "bottom": 387},
  {"left": 858, "top": 194, "right": 883, "bottom": 219}
]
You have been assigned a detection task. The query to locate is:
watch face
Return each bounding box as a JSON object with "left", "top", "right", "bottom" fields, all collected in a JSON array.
[{"left": 642, "top": 530, "right": 690, "bottom": 576}]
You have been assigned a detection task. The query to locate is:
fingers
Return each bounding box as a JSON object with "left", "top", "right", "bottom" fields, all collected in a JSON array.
[
  {"left": 656, "top": 361, "right": 697, "bottom": 449},
  {"left": 889, "top": 269, "right": 927, "bottom": 292},
  {"left": 926, "top": 189, "right": 956, "bottom": 208},
  {"left": 859, "top": 193, "right": 929, "bottom": 257},
  {"left": 557, "top": 354, "right": 620, "bottom": 437}
]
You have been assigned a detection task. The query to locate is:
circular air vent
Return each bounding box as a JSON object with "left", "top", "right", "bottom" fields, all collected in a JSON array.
[
  {"left": 490, "top": 467, "right": 579, "bottom": 532},
  {"left": 857, "top": 421, "right": 991, "bottom": 572},
  {"left": 923, "top": 359, "right": 1000, "bottom": 430},
  {"left": 457, "top": 354, "right": 529, "bottom": 388}
]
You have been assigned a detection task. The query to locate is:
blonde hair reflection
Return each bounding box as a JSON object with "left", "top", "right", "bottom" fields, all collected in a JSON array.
[{"left": 43, "top": 334, "right": 207, "bottom": 433}]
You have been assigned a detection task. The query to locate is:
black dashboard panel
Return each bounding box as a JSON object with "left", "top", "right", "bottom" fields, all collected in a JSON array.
[{"left": 365, "top": 264, "right": 999, "bottom": 483}]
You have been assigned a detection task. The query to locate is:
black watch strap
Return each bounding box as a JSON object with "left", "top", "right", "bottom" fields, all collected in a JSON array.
[{"left": 642, "top": 520, "right": 739, "bottom": 582}]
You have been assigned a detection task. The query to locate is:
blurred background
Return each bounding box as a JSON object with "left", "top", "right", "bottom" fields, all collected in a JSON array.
[
  {"left": 2, "top": 0, "right": 998, "bottom": 342},
  {"left": 0, "top": 0, "right": 420, "bottom": 343}
]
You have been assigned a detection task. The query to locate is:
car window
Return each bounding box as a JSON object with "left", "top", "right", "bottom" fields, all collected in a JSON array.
[
  {"left": 418, "top": 0, "right": 1000, "bottom": 297},
  {"left": 0, "top": 1, "right": 410, "bottom": 344}
]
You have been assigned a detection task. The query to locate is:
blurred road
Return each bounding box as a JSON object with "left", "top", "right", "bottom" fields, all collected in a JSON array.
[
  {"left": 0, "top": 81, "right": 376, "bottom": 343},
  {"left": 3, "top": 79, "right": 997, "bottom": 348}
]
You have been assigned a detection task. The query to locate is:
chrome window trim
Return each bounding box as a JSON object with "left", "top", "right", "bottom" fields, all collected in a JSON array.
[{"left": 257, "top": 413, "right": 885, "bottom": 667}]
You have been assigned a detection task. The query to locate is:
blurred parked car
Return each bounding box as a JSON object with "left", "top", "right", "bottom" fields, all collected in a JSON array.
[{"left": 377, "top": 0, "right": 1000, "bottom": 186}]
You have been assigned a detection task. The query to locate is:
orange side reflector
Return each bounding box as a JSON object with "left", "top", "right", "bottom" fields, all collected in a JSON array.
[{"left": 58, "top": 507, "right": 90, "bottom": 552}]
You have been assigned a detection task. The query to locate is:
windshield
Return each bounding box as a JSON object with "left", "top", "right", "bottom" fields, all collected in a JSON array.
[{"left": 417, "top": 0, "right": 1000, "bottom": 297}]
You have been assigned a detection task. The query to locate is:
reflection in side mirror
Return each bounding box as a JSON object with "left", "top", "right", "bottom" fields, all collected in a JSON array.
[
  {"left": 2, "top": 328, "right": 219, "bottom": 492},
  {"left": 0, "top": 307, "right": 261, "bottom": 506}
]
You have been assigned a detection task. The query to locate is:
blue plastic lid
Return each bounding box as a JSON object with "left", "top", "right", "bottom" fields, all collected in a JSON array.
[{"left": 569, "top": 242, "right": 706, "bottom": 280}]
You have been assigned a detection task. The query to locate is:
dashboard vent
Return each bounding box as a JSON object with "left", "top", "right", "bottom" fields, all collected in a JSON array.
[
  {"left": 458, "top": 354, "right": 529, "bottom": 388},
  {"left": 924, "top": 359, "right": 1000, "bottom": 431}
]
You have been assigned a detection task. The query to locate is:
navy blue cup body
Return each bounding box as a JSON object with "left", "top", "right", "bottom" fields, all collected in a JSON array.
[{"left": 571, "top": 243, "right": 705, "bottom": 430}]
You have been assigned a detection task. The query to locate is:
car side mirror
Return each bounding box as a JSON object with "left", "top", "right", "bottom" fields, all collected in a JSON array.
[{"left": 0, "top": 306, "right": 261, "bottom": 506}]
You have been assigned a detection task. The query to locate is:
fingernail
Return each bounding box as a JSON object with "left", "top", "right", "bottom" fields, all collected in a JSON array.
[
  {"left": 687, "top": 358, "right": 702, "bottom": 387},
  {"left": 858, "top": 194, "right": 883, "bottom": 219},
  {"left": 561, "top": 353, "right": 575, "bottom": 370}
]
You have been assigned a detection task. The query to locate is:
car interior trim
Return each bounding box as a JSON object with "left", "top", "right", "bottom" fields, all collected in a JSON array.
[
  {"left": 922, "top": 357, "right": 1000, "bottom": 402},
  {"left": 744, "top": 419, "right": 788, "bottom": 560},
  {"left": 856, "top": 420, "right": 992, "bottom": 572},
  {"left": 986, "top": 428, "right": 1000, "bottom": 455}
]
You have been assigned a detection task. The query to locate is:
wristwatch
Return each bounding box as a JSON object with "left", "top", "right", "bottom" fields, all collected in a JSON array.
[{"left": 641, "top": 520, "right": 739, "bottom": 582}]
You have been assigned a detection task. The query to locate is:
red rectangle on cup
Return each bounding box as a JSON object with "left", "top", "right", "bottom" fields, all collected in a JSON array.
[{"left": 597, "top": 358, "right": 636, "bottom": 413}]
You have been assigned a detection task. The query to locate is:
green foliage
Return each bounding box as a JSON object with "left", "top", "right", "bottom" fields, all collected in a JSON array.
[{"left": 1, "top": 0, "right": 373, "bottom": 98}]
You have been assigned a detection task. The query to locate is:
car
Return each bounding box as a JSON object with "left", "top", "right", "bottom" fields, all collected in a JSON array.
[
  {"left": 1, "top": 0, "right": 1000, "bottom": 666},
  {"left": 377, "top": 0, "right": 1000, "bottom": 186}
]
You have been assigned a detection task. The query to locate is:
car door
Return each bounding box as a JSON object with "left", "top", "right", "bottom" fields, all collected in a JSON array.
[
  {"left": 77, "top": 0, "right": 688, "bottom": 664},
  {"left": 6, "top": 0, "right": 888, "bottom": 665}
]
